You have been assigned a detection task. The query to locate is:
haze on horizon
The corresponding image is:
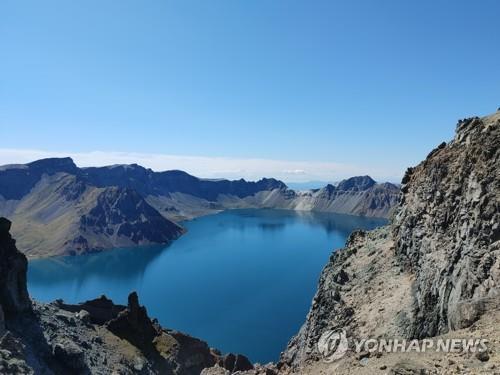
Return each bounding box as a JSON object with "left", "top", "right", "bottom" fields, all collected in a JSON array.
[{"left": 1, "top": 0, "right": 499, "bottom": 183}]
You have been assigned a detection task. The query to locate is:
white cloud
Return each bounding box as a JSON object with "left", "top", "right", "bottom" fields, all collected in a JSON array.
[
  {"left": 282, "top": 169, "right": 307, "bottom": 175},
  {"left": 0, "top": 148, "right": 403, "bottom": 183}
]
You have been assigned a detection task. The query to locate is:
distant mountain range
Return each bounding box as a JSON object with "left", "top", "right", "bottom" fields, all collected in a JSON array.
[
  {"left": 285, "top": 181, "right": 336, "bottom": 190},
  {"left": 0, "top": 158, "right": 400, "bottom": 258}
]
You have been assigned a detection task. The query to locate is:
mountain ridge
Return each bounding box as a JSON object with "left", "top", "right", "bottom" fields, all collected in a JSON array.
[{"left": 0, "top": 159, "right": 399, "bottom": 258}]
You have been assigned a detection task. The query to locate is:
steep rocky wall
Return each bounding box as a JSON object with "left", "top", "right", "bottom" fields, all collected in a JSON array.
[
  {"left": 392, "top": 113, "right": 500, "bottom": 338},
  {"left": 281, "top": 111, "right": 500, "bottom": 371},
  {"left": 0, "top": 218, "right": 31, "bottom": 317}
]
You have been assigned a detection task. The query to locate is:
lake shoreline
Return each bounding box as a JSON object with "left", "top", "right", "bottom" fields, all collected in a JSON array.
[{"left": 28, "top": 209, "right": 387, "bottom": 363}]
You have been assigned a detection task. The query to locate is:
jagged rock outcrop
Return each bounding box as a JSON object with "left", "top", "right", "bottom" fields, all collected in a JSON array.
[
  {"left": 280, "top": 112, "right": 500, "bottom": 373},
  {"left": 392, "top": 113, "right": 500, "bottom": 338},
  {"left": 107, "top": 292, "right": 159, "bottom": 353}
]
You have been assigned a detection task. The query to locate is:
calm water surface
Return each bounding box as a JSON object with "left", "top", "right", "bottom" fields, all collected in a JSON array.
[{"left": 28, "top": 209, "right": 386, "bottom": 363}]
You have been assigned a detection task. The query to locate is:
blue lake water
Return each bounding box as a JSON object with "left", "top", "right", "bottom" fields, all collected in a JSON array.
[{"left": 28, "top": 209, "right": 386, "bottom": 363}]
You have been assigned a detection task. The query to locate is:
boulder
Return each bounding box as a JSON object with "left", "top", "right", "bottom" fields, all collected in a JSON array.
[
  {"left": 52, "top": 339, "right": 86, "bottom": 372},
  {"left": 233, "top": 354, "right": 254, "bottom": 372},
  {"left": 476, "top": 350, "right": 490, "bottom": 362},
  {"left": 221, "top": 353, "right": 254, "bottom": 372},
  {"left": 449, "top": 297, "right": 500, "bottom": 330},
  {"left": 75, "top": 310, "right": 91, "bottom": 324}
]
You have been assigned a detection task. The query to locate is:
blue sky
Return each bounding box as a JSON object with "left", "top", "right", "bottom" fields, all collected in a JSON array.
[{"left": 1, "top": 0, "right": 499, "bottom": 182}]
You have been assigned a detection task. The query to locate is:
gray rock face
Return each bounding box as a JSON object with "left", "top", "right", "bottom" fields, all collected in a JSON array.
[
  {"left": 0, "top": 218, "right": 31, "bottom": 316},
  {"left": 281, "top": 112, "right": 500, "bottom": 369},
  {"left": 77, "top": 186, "right": 185, "bottom": 254},
  {"left": 392, "top": 113, "right": 500, "bottom": 338},
  {"left": 0, "top": 218, "right": 32, "bottom": 374}
]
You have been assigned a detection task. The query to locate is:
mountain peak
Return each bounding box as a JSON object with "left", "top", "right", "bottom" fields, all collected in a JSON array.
[
  {"left": 336, "top": 175, "right": 376, "bottom": 191},
  {"left": 27, "top": 157, "right": 78, "bottom": 173}
]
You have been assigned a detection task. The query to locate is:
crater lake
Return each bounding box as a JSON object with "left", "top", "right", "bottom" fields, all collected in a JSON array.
[{"left": 28, "top": 209, "right": 386, "bottom": 363}]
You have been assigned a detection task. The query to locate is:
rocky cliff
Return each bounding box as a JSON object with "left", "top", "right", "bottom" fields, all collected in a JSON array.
[
  {"left": 280, "top": 112, "right": 500, "bottom": 374},
  {"left": 0, "top": 173, "right": 183, "bottom": 258},
  {"left": 281, "top": 177, "right": 399, "bottom": 218},
  {"left": 392, "top": 113, "right": 500, "bottom": 338},
  {"left": 78, "top": 186, "right": 184, "bottom": 254},
  {"left": 0, "top": 218, "right": 31, "bottom": 319}
]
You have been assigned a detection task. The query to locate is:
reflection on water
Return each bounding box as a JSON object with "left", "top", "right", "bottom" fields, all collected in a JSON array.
[
  {"left": 28, "top": 209, "right": 386, "bottom": 363},
  {"left": 29, "top": 244, "right": 165, "bottom": 293}
]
